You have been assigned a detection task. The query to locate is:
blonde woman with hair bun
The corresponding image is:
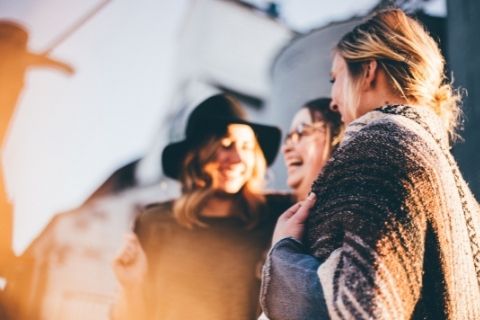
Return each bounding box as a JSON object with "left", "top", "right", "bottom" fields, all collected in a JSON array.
[{"left": 260, "top": 9, "right": 480, "bottom": 320}]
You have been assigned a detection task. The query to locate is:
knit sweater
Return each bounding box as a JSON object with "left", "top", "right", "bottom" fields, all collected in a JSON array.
[{"left": 306, "top": 105, "right": 480, "bottom": 319}]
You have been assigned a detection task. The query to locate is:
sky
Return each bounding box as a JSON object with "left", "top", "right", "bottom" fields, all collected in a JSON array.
[{"left": 0, "top": 0, "right": 445, "bottom": 254}]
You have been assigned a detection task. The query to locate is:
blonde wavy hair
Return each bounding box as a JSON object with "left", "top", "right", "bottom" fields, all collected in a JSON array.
[
  {"left": 173, "top": 132, "right": 267, "bottom": 229},
  {"left": 336, "top": 8, "right": 462, "bottom": 141}
]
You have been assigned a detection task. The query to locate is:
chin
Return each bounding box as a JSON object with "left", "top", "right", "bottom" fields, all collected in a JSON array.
[
  {"left": 287, "top": 177, "right": 302, "bottom": 191},
  {"left": 219, "top": 182, "right": 245, "bottom": 194}
]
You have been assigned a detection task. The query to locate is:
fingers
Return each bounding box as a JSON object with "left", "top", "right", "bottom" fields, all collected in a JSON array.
[
  {"left": 279, "top": 192, "right": 317, "bottom": 222},
  {"left": 115, "top": 233, "right": 142, "bottom": 266},
  {"left": 271, "top": 193, "right": 317, "bottom": 245},
  {"left": 124, "top": 232, "right": 141, "bottom": 247},
  {"left": 280, "top": 202, "right": 302, "bottom": 220},
  {"left": 291, "top": 192, "right": 316, "bottom": 223}
]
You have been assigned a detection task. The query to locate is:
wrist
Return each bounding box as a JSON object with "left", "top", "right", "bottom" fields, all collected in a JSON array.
[
  {"left": 272, "top": 233, "right": 303, "bottom": 246},
  {"left": 274, "top": 236, "right": 303, "bottom": 247}
]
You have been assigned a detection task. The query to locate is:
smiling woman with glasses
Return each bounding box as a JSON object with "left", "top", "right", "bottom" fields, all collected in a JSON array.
[
  {"left": 284, "top": 122, "right": 326, "bottom": 146},
  {"left": 282, "top": 97, "right": 343, "bottom": 201}
]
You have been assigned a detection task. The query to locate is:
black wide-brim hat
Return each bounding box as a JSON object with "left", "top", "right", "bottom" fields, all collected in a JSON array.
[{"left": 162, "top": 94, "right": 281, "bottom": 180}]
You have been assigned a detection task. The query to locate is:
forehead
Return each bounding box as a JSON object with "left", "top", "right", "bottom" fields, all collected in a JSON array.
[
  {"left": 290, "top": 108, "right": 313, "bottom": 130},
  {"left": 225, "top": 123, "right": 255, "bottom": 140}
]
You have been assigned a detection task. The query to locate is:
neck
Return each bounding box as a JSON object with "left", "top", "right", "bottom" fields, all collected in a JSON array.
[
  {"left": 357, "top": 92, "right": 408, "bottom": 119},
  {"left": 294, "top": 187, "right": 308, "bottom": 202},
  {"left": 356, "top": 67, "right": 412, "bottom": 118},
  {"left": 201, "top": 192, "right": 237, "bottom": 217}
]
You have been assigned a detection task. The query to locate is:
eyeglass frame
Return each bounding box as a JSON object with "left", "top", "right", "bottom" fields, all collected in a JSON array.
[{"left": 284, "top": 122, "right": 326, "bottom": 146}]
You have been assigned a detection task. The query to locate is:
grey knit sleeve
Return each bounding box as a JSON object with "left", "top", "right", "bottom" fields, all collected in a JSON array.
[{"left": 306, "top": 122, "right": 430, "bottom": 319}]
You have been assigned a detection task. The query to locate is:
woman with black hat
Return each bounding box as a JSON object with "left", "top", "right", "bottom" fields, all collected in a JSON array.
[{"left": 111, "top": 94, "right": 292, "bottom": 320}]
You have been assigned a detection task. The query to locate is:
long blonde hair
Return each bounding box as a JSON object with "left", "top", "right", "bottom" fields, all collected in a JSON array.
[
  {"left": 336, "top": 8, "right": 462, "bottom": 141},
  {"left": 173, "top": 133, "right": 267, "bottom": 229}
]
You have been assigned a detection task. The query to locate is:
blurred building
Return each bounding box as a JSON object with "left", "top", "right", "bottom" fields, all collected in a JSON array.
[
  {"left": 14, "top": 1, "right": 292, "bottom": 319},
  {"left": 136, "top": 0, "right": 292, "bottom": 186}
]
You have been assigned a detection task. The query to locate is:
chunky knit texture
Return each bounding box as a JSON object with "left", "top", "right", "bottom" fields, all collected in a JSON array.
[{"left": 306, "top": 105, "right": 480, "bottom": 319}]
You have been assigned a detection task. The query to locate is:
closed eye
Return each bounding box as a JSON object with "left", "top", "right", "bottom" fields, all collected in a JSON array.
[
  {"left": 329, "top": 72, "right": 335, "bottom": 84},
  {"left": 241, "top": 143, "right": 254, "bottom": 151}
]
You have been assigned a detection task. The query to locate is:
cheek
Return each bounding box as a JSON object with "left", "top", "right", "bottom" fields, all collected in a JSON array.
[
  {"left": 214, "top": 149, "right": 226, "bottom": 162},
  {"left": 304, "top": 139, "right": 326, "bottom": 166},
  {"left": 295, "top": 143, "right": 309, "bottom": 161},
  {"left": 244, "top": 154, "right": 256, "bottom": 172},
  {"left": 303, "top": 145, "right": 318, "bottom": 165},
  {"left": 202, "top": 162, "right": 217, "bottom": 179},
  {"left": 331, "top": 81, "right": 339, "bottom": 100},
  {"left": 282, "top": 144, "right": 298, "bottom": 160},
  {"left": 333, "top": 84, "right": 345, "bottom": 109},
  {"left": 237, "top": 150, "right": 256, "bottom": 171}
]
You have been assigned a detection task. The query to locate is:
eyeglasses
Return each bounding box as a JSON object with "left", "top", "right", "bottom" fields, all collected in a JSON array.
[{"left": 284, "top": 122, "right": 326, "bottom": 146}]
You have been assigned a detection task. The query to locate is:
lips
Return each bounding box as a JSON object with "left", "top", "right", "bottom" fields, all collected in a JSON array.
[
  {"left": 219, "top": 166, "right": 245, "bottom": 178},
  {"left": 285, "top": 156, "right": 303, "bottom": 169}
]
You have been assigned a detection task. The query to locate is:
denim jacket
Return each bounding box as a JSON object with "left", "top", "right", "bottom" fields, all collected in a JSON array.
[{"left": 259, "top": 237, "right": 328, "bottom": 320}]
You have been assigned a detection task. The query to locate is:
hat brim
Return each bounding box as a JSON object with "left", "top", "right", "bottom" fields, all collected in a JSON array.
[
  {"left": 162, "top": 118, "right": 281, "bottom": 180},
  {"left": 162, "top": 140, "right": 192, "bottom": 180}
]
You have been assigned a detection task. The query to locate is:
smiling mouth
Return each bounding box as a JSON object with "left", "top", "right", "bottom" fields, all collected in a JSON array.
[
  {"left": 286, "top": 159, "right": 303, "bottom": 169},
  {"left": 219, "top": 168, "right": 244, "bottom": 178}
]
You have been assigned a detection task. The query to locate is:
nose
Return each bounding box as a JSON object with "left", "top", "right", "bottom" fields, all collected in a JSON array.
[
  {"left": 282, "top": 139, "right": 294, "bottom": 154},
  {"left": 226, "top": 146, "right": 242, "bottom": 164}
]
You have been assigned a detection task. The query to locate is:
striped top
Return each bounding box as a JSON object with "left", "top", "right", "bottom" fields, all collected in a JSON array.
[{"left": 306, "top": 105, "right": 480, "bottom": 319}]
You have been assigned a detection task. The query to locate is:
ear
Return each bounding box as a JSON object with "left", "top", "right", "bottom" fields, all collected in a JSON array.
[{"left": 361, "top": 60, "right": 378, "bottom": 90}]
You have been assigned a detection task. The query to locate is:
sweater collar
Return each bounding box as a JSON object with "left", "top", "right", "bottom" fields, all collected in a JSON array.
[{"left": 342, "top": 105, "right": 450, "bottom": 150}]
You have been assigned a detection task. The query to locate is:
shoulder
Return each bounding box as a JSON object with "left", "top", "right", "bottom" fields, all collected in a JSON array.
[
  {"left": 341, "top": 107, "right": 438, "bottom": 157},
  {"left": 140, "top": 201, "right": 174, "bottom": 219},
  {"left": 311, "top": 111, "right": 431, "bottom": 218},
  {"left": 334, "top": 113, "right": 427, "bottom": 168},
  {"left": 134, "top": 201, "right": 176, "bottom": 233},
  {"left": 348, "top": 114, "right": 408, "bottom": 144},
  {"left": 133, "top": 201, "right": 179, "bottom": 252},
  {"left": 310, "top": 111, "right": 432, "bottom": 223}
]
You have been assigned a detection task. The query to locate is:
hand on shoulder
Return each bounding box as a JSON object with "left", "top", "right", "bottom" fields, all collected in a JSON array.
[{"left": 272, "top": 192, "right": 316, "bottom": 245}]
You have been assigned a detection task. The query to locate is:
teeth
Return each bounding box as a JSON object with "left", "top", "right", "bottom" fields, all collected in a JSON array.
[
  {"left": 287, "top": 160, "right": 302, "bottom": 167},
  {"left": 221, "top": 167, "right": 244, "bottom": 176}
]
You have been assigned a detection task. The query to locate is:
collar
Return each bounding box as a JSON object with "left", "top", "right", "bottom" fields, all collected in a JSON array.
[{"left": 342, "top": 105, "right": 450, "bottom": 151}]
